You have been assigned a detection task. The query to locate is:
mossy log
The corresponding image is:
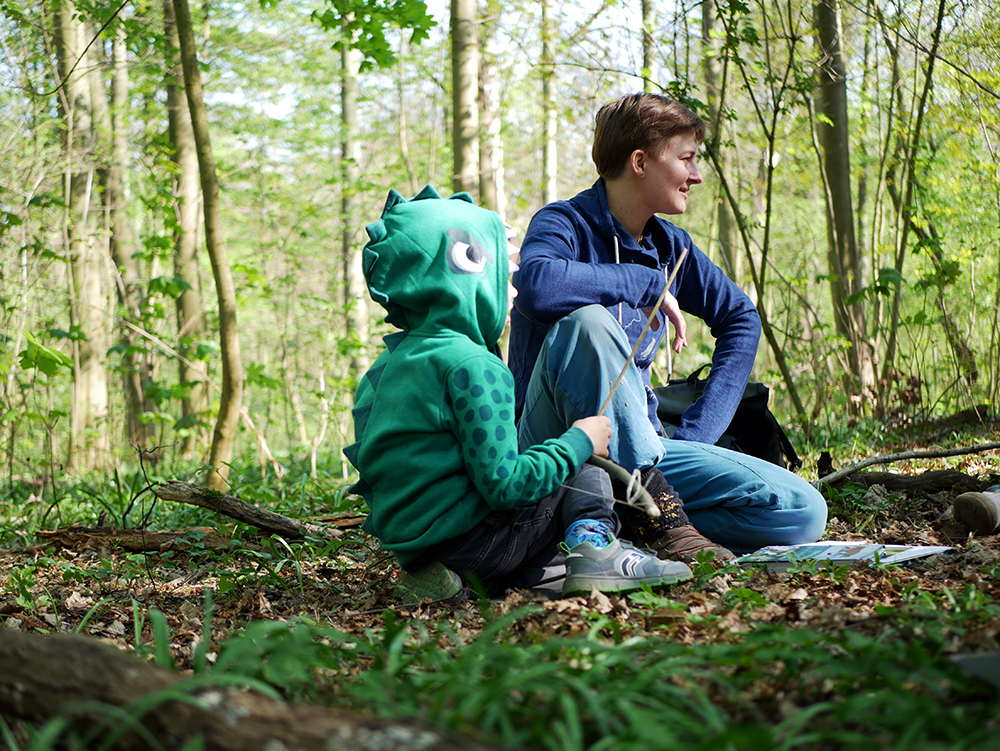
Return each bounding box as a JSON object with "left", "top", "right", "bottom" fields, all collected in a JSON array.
[{"left": 0, "top": 628, "right": 503, "bottom": 751}]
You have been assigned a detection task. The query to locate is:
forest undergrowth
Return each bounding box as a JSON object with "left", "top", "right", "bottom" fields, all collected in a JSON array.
[{"left": 1, "top": 417, "right": 999, "bottom": 750}]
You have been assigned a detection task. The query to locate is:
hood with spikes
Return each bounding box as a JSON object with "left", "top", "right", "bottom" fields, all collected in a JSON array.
[{"left": 362, "top": 185, "right": 510, "bottom": 347}]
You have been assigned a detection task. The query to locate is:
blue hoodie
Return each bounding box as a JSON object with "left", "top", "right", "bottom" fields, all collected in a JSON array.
[{"left": 509, "top": 179, "right": 761, "bottom": 445}]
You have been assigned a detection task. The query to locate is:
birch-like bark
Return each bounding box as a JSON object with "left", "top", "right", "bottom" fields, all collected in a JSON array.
[
  {"left": 451, "top": 0, "right": 479, "bottom": 197},
  {"left": 342, "top": 24, "right": 369, "bottom": 384},
  {"left": 55, "top": 0, "right": 109, "bottom": 471},
  {"left": 541, "top": 0, "right": 557, "bottom": 205}
]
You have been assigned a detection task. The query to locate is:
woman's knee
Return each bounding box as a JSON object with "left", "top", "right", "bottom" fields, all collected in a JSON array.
[
  {"left": 791, "top": 484, "right": 828, "bottom": 543},
  {"left": 549, "top": 305, "right": 622, "bottom": 344}
]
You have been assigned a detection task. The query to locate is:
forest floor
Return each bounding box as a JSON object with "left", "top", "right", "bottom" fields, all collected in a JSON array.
[{"left": 2, "top": 417, "right": 1000, "bottom": 749}]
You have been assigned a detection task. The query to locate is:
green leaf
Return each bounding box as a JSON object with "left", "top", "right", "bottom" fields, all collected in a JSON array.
[
  {"left": 246, "top": 363, "right": 282, "bottom": 390},
  {"left": 19, "top": 331, "right": 73, "bottom": 376},
  {"left": 877, "top": 267, "right": 906, "bottom": 288},
  {"left": 148, "top": 274, "right": 194, "bottom": 298}
]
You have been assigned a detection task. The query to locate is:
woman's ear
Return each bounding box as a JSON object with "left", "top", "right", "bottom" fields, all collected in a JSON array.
[{"left": 630, "top": 149, "right": 646, "bottom": 177}]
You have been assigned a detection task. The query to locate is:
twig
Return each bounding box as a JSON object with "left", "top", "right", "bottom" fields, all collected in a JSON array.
[
  {"left": 815, "top": 442, "right": 1000, "bottom": 487},
  {"left": 598, "top": 247, "right": 689, "bottom": 416}
]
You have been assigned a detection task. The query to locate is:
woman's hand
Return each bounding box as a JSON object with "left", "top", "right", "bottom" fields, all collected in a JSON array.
[{"left": 641, "top": 290, "right": 687, "bottom": 354}]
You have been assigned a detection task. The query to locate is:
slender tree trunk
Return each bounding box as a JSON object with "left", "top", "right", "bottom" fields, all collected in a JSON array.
[
  {"left": 104, "top": 18, "right": 157, "bottom": 453},
  {"left": 879, "top": 0, "right": 947, "bottom": 405},
  {"left": 478, "top": 1, "right": 502, "bottom": 213},
  {"left": 640, "top": 0, "right": 657, "bottom": 91},
  {"left": 701, "top": 0, "right": 741, "bottom": 288},
  {"left": 814, "top": 0, "right": 874, "bottom": 410},
  {"left": 165, "top": 0, "right": 209, "bottom": 459},
  {"left": 55, "top": 0, "right": 109, "bottom": 471},
  {"left": 173, "top": 0, "right": 243, "bottom": 489},
  {"left": 396, "top": 34, "right": 419, "bottom": 197},
  {"left": 451, "top": 0, "right": 479, "bottom": 197},
  {"left": 341, "top": 24, "right": 369, "bottom": 384},
  {"left": 540, "top": 0, "right": 557, "bottom": 206}
]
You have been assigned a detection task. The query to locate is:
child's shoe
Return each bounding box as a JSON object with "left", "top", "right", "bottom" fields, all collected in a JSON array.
[
  {"left": 952, "top": 486, "right": 1000, "bottom": 536},
  {"left": 394, "top": 563, "right": 464, "bottom": 604},
  {"left": 563, "top": 537, "right": 692, "bottom": 596}
]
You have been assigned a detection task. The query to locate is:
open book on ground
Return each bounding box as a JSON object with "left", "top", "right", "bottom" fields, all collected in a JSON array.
[{"left": 736, "top": 540, "right": 953, "bottom": 570}]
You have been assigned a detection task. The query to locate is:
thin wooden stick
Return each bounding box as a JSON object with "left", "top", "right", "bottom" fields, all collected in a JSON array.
[
  {"left": 814, "top": 442, "right": 1000, "bottom": 487},
  {"left": 598, "top": 247, "right": 689, "bottom": 416}
]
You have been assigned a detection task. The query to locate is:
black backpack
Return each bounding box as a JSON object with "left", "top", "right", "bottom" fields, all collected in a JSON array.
[{"left": 654, "top": 366, "right": 802, "bottom": 471}]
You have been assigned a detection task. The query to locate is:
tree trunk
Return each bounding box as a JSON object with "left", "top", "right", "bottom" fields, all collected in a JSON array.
[
  {"left": 55, "top": 0, "right": 110, "bottom": 471},
  {"left": 396, "top": 33, "right": 420, "bottom": 196},
  {"left": 341, "top": 22, "right": 369, "bottom": 383},
  {"left": 640, "top": 0, "right": 657, "bottom": 91},
  {"left": 451, "top": 0, "right": 479, "bottom": 197},
  {"left": 878, "top": 0, "right": 947, "bottom": 404},
  {"left": 165, "top": 0, "right": 209, "bottom": 460},
  {"left": 540, "top": 0, "right": 557, "bottom": 206},
  {"left": 173, "top": 0, "right": 243, "bottom": 489},
  {"left": 478, "top": 1, "right": 503, "bottom": 214},
  {"left": 0, "top": 629, "right": 504, "bottom": 751},
  {"left": 105, "top": 17, "right": 157, "bottom": 453},
  {"left": 814, "top": 0, "right": 874, "bottom": 410},
  {"left": 701, "top": 0, "right": 741, "bottom": 289}
]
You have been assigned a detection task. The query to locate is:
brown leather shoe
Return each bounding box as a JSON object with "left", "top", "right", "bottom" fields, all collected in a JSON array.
[
  {"left": 953, "top": 487, "right": 1000, "bottom": 536},
  {"left": 650, "top": 524, "right": 736, "bottom": 565}
]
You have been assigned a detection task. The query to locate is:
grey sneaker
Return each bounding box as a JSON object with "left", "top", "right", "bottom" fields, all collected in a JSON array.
[
  {"left": 394, "top": 563, "right": 464, "bottom": 604},
  {"left": 953, "top": 486, "right": 1000, "bottom": 536},
  {"left": 563, "top": 537, "right": 692, "bottom": 596}
]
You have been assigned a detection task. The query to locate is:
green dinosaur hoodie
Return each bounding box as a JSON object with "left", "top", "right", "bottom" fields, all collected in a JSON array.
[{"left": 344, "top": 186, "right": 594, "bottom": 569}]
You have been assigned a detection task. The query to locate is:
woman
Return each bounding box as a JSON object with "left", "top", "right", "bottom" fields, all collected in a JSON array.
[{"left": 508, "top": 93, "right": 826, "bottom": 560}]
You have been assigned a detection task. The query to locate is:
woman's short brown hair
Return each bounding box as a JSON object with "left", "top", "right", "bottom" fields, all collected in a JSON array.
[{"left": 591, "top": 93, "right": 706, "bottom": 179}]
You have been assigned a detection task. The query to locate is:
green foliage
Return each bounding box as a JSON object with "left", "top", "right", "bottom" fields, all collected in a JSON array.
[
  {"left": 312, "top": 0, "right": 435, "bottom": 71},
  {"left": 195, "top": 607, "right": 1000, "bottom": 751},
  {"left": 18, "top": 332, "right": 72, "bottom": 377}
]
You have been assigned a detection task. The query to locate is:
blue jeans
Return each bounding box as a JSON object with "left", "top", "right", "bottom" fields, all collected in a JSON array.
[
  {"left": 517, "top": 305, "right": 827, "bottom": 554},
  {"left": 412, "top": 463, "right": 615, "bottom": 596}
]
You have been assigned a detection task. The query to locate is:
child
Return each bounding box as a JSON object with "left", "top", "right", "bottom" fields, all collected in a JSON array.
[{"left": 344, "top": 186, "right": 691, "bottom": 601}]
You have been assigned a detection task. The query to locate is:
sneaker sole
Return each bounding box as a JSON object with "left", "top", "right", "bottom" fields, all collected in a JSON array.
[{"left": 563, "top": 568, "right": 692, "bottom": 596}]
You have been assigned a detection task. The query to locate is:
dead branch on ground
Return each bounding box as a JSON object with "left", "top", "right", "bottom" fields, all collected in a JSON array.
[
  {"left": 816, "top": 442, "right": 1000, "bottom": 487},
  {"left": 153, "top": 481, "right": 340, "bottom": 541}
]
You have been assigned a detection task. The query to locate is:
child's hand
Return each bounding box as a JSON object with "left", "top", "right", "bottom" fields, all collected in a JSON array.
[{"left": 573, "top": 416, "right": 612, "bottom": 458}]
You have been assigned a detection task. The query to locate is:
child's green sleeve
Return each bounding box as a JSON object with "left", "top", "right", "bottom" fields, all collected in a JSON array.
[{"left": 446, "top": 354, "right": 594, "bottom": 510}]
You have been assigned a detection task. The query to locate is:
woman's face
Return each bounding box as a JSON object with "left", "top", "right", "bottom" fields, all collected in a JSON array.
[{"left": 640, "top": 133, "right": 703, "bottom": 216}]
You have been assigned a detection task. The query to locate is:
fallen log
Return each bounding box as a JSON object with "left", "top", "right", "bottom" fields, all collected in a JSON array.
[
  {"left": 832, "top": 469, "right": 988, "bottom": 494},
  {"left": 154, "top": 481, "right": 340, "bottom": 541},
  {"left": 34, "top": 525, "right": 238, "bottom": 553},
  {"left": 815, "top": 442, "right": 1000, "bottom": 487},
  {"left": 0, "top": 628, "right": 504, "bottom": 751}
]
